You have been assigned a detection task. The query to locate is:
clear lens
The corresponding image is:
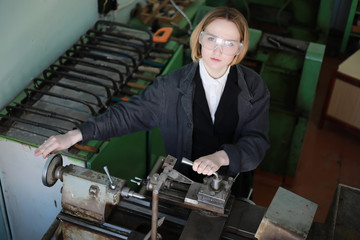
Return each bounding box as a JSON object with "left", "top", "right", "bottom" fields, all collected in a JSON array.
[{"left": 199, "top": 31, "right": 243, "bottom": 56}]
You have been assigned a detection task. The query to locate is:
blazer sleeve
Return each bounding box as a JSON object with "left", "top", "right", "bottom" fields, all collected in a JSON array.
[
  {"left": 221, "top": 69, "right": 270, "bottom": 175},
  {"left": 77, "top": 75, "right": 167, "bottom": 143}
]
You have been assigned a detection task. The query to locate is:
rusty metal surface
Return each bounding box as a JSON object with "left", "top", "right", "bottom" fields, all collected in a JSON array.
[
  {"left": 62, "top": 221, "right": 119, "bottom": 240},
  {"left": 255, "top": 187, "right": 317, "bottom": 240},
  {"left": 61, "top": 164, "right": 125, "bottom": 223}
]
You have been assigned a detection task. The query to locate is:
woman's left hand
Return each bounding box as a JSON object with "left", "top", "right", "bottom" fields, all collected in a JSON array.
[{"left": 192, "top": 150, "right": 229, "bottom": 175}]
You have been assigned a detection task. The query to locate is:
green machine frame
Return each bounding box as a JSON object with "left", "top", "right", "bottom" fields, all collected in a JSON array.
[{"left": 256, "top": 42, "right": 325, "bottom": 177}]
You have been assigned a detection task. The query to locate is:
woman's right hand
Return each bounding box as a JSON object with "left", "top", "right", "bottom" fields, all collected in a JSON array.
[{"left": 34, "top": 129, "right": 83, "bottom": 158}]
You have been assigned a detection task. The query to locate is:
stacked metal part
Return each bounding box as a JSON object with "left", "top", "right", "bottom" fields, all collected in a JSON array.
[{"left": 0, "top": 21, "right": 171, "bottom": 155}]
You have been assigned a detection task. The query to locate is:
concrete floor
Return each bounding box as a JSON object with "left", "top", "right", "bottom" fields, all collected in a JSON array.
[{"left": 252, "top": 54, "right": 360, "bottom": 223}]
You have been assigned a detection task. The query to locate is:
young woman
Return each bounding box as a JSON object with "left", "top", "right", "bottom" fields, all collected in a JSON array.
[{"left": 35, "top": 7, "right": 270, "bottom": 199}]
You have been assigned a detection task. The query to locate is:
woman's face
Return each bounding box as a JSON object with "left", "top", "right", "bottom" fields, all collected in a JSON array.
[{"left": 201, "top": 18, "right": 241, "bottom": 78}]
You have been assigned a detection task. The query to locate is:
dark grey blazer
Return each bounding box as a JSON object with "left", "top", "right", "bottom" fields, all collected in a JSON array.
[{"left": 78, "top": 62, "right": 270, "bottom": 176}]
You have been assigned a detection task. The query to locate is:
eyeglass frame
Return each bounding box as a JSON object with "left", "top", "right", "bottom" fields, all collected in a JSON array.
[{"left": 199, "top": 31, "right": 244, "bottom": 56}]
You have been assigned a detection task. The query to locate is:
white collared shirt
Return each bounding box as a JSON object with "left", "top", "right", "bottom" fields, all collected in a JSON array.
[{"left": 199, "top": 59, "right": 230, "bottom": 123}]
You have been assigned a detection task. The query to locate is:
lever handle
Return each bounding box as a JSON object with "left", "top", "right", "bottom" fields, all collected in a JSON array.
[
  {"left": 181, "top": 157, "right": 219, "bottom": 179},
  {"left": 181, "top": 157, "right": 194, "bottom": 166},
  {"left": 104, "top": 166, "right": 116, "bottom": 190}
]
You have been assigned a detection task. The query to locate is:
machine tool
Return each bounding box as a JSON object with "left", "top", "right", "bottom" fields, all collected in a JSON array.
[{"left": 42, "top": 154, "right": 317, "bottom": 240}]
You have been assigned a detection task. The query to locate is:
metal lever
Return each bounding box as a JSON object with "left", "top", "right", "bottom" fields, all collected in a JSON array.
[
  {"left": 181, "top": 157, "right": 219, "bottom": 179},
  {"left": 130, "top": 177, "right": 143, "bottom": 186},
  {"left": 181, "top": 157, "right": 194, "bottom": 167},
  {"left": 104, "top": 166, "right": 116, "bottom": 190}
]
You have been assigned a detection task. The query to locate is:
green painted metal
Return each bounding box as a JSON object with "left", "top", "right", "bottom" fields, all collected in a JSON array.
[
  {"left": 248, "top": 28, "right": 263, "bottom": 52},
  {"left": 86, "top": 132, "right": 147, "bottom": 191},
  {"left": 296, "top": 42, "right": 325, "bottom": 116},
  {"left": 316, "top": 0, "right": 334, "bottom": 43},
  {"left": 260, "top": 109, "right": 297, "bottom": 175},
  {"left": 251, "top": 39, "right": 324, "bottom": 177},
  {"left": 287, "top": 116, "right": 308, "bottom": 177},
  {"left": 340, "top": 0, "right": 360, "bottom": 53}
]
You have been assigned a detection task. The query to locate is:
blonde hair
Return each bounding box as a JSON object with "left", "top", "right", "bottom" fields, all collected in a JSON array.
[{"left": 190, "top": 7, "right": 249, "bottom": 66}]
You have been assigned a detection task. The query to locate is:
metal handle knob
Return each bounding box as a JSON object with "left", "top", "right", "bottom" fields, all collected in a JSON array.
[
  {"left": 181, "top": 157, "right": 194, "bottom": 166},
  {"left": 181, "top": 157, "right": 219, "bottom": 179}
]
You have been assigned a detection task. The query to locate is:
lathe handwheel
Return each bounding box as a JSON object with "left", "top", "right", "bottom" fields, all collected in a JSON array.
[{"left": 42, "top": 154, "right": 63, "bottom": 187}]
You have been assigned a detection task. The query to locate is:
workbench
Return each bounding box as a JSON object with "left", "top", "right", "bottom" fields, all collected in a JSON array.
[{"left": 320, "top": 49, "right": 360, "bottom": 134}]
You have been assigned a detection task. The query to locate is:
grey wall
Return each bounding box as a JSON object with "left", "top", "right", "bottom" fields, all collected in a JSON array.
[{"left": 0, "top": 0, "right": 98, "bottom": 109}]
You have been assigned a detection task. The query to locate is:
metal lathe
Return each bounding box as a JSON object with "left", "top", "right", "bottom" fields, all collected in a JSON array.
[{"left": 42, "top": 154, "right": 317, "bottom": 240}]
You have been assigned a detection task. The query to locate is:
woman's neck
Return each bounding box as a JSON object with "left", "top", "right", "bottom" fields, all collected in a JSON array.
[{"left": 202, "top": 62, "right": 228, "bottom": 79}]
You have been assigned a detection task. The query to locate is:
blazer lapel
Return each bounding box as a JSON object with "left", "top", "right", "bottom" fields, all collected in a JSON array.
[
  {"left": 194, "top": 68, "right": 213, "bottom": 124},
  {"left": 215, "top": 67, "right": 240, "bottom": 124}
]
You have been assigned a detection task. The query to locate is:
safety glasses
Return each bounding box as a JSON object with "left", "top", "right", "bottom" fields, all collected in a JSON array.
[{"left": 199, "top": 31, "right": 243, "bottom": 56}]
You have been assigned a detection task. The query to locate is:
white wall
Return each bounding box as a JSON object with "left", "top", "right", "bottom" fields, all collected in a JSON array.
[{"left": 0, "top": 0, "right": 98, "bottom": 109}]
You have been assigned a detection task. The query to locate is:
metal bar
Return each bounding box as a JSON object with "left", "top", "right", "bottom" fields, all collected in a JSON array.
[{"left": 151, "top": 190, "right": 159, "bottom": 240}]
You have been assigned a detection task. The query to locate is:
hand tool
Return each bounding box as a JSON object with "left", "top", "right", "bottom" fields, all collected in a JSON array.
[
  {"left": 65, "top": 49, "right": 131, "bottom": 77},
  {"left": 10, "top": 102, "right": 84, "bottom": 125},
  {"left": 49, "top": 64, "right": 120, "bottom": 92},
  {"left": 6, "top": 105, "right": 84, "bottom": 126},
  {"left": 58, "top": 56, "right": 125, "bottom": 85},
  {"left": 138, "top": 65, "right": 161, "bottom": 74},
  {"left": 74, "top": 43, "right": 137, "bottom": 68},
  {"left": 132, "top": 72, "right": 155, "bottom": 82},
  {"left": 126, "top": 81, "right": 149, "bottom": 90},
  {"left": 24, "top": 88, "right": 97, "bottom": 116},
  {"left": 153, "top": 27, "right": 189, "bottom": 46},
  {"left": 94, "top": 20, "right": 153, "bottom": 51},
  {"left": 43, "top": 69, "right": 113, "bottom": 99},
  {"left": 82, "top": 37, "right": 168, "bottom": 69},
  {"left": 33, "top": 78, "right": 105, "bottom": 109}
]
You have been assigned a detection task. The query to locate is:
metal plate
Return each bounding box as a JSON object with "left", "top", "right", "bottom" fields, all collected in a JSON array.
[{"left": 42, "top": 154, "right": 63, "bottom": 187}]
